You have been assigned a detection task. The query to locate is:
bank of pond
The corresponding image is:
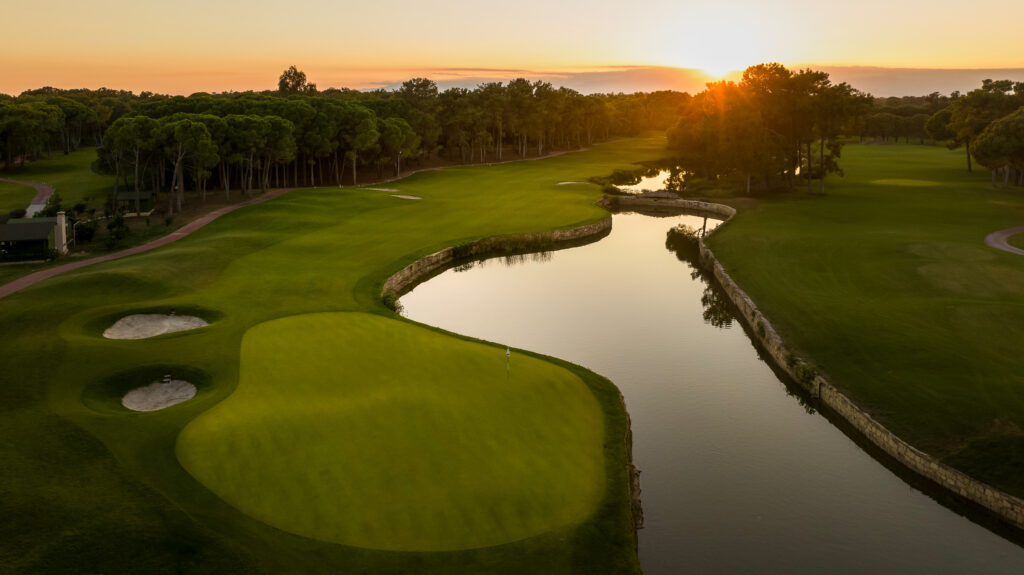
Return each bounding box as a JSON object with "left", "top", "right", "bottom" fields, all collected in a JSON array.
[{"left": 401, "top": 209, "right": 1024, "bottom": 574}]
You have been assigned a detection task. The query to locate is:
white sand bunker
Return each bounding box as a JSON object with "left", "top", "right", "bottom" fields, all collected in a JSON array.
[
  {"left": 364, "top": 187, "right": 400, "bottom": 192},
  {"left": 391, "top": 194, "right": 422, "bottom": 200},
  {"left": 556, "top": 181, "right": 587, "bottom": 185},
  {"left": 103, "top": 314, "right": 209, "bottom": 340},
  {"left": 122, "top": 378, "right": 197, "bottom": 411}
]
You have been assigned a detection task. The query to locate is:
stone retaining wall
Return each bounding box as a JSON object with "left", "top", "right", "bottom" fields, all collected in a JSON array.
[
  {"left": 382, "top": 217, "right": 612, "bottom": 295},
  {"left": 601, "top": 194, "right": 738, "bottom": 219},
  {"left": 695, "top": 208, "right": 1024, "bottom": 531},
  {"left": 380, "top": 214, "right": 636, "bottom": 533}
]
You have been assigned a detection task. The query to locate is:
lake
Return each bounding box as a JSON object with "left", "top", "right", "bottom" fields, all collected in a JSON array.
[{"left": 401, "top": 211, "right": 1024, "bottom": 574}]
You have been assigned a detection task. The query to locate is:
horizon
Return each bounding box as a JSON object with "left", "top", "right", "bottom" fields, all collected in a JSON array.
[
  {"left": 4, "top": 0, "right": 1024, "bottom": 98},
  {"left": 6, "top": 64, "right": 1024, "bottom": 99}
]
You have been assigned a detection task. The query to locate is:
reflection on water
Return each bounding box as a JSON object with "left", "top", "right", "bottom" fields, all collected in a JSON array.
[
  {"left": 664, "top": 225, "right": 735, "bottom": 329},
  {"left": 401, "top": 213, "right": 1024, "bottom": 574},
  {"left": 454, "top": 251, "right": 553, "bottom": 273},
  {"left": 613, "top": 167, "right": 688, "bottom": 195}
]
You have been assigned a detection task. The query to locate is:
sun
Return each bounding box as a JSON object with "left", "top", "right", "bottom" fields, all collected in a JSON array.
[{"left": 664, "top": 3, "right": 766, "bottom": 79}]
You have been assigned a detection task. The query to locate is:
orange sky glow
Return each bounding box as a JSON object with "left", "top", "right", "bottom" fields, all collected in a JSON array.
[{"left": 2, "top": 0, "right": 1023, "bottom": 95}]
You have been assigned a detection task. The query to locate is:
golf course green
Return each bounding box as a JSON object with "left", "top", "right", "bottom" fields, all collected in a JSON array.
[
  {"left": 179, "top": 312, "right": 604, "bottom": 551},
  {"left": 2, "top": 138, "right": 660, "bottom": 574}
]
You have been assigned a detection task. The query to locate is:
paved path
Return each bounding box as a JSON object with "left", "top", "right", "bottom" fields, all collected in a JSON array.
[
  {"left": 0, "top": 188, "right": 296, "bottom": 301},
  {"left": 0, "top": 177, "right": 54, "bottom": 216},
  {"left": 984, "top": 226, "right": 1024, "bottom": 256}
]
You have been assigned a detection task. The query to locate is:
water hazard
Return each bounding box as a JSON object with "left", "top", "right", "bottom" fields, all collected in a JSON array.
[{"left": 400, "top": 212, "right": 1024, "bottom": 574}]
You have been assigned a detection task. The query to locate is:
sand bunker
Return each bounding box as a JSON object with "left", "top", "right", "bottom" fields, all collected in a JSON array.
[
  {"left": 391, "top": 194, "right": 422, "bottom": 200},
  {"left": 556, "top": 181, "right": 587, "bottom": 185},
  {"left": 364, "top": 187, "right": 400, "bottom": 192},
  {"left": 103, "top": 314, "right": 209, "bottom": 340},
  {"left": 122, "top": 379, "right": 197, "bottom": 411}
]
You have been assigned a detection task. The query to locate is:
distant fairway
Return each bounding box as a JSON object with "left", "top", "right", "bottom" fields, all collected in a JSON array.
[{"left": 178, "top": 312, "right": 604, "bottom": 551}]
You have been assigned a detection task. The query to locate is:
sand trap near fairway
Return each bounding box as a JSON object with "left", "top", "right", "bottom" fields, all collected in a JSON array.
[
  {"left": 391, "top": 194, "right": 422, "bottom": 200},
  {"left": 122, "top": 379, "right": 197, "bottom": 411},
  {"left": 103, "top": 314, "right": 209, "bottom": 340},
  {"left": 556, "top": 181, "right": 587, "bottom": 185}
]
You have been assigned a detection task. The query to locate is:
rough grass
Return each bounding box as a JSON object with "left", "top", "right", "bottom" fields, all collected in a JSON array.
[
  {"left": 0, "top": 180, "right": 36, "bottom": 214},
  {"left": 1008, "top": 232, "right": 1024, "bottom": 251},
  {"left": 0, "top": 138, "right": 662, "bottom": 574},
  {"left": 706, "top": 144, "right": 1024, "bottom": 495}
]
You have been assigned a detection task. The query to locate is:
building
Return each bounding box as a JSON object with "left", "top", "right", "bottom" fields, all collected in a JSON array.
[{"left": 0, "top": 212, "right": 68, "bottom": 261}]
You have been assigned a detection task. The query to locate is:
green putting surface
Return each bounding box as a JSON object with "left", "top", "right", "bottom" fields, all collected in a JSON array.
[{"left": 177, "top": 312, "right": 605, "bottom": 551}]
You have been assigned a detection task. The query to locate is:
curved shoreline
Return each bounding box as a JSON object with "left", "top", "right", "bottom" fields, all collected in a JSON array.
[
  {"left": 614, "top": 193, "right": 1024, "bottom": 530},
  {"left": 381, "top": 214, "right": 644, "bottom": 534},
  {"left": 388, "top": 191, "right": 1024, "bottom": 537},
  {"left": 382, "top": 217, "right": 613, "bottom": 296},
  {"left": 635, "top": 196, "right": 1024, "bottom": 531}
]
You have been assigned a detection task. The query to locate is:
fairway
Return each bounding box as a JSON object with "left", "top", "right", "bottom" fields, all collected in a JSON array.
[
  {"left": 708, "top": 144, "right": 1024, "bottom": 495},
  {"left": 178, "top": 312, "right": 604, "bottom": 551},
  {"left": 0, "top": 137, "right": 661, "bottom": 574}
]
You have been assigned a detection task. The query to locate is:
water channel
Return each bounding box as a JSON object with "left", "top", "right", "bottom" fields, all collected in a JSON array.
[{"left": 400, "top": 209, "right": 1024, "bottom": 573}]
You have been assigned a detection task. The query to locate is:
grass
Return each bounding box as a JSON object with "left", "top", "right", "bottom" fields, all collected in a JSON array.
[
  {"left": 1, "top": 147, "right": 114, "bottom": 211},
  {"left": 0, "top": 138, "right": 663, "bottom": 574},
  {"left": 706, "top": 144, "right": 1024, "bottom": 495},
  {"left": 0, "top": 180, "right": 37, "bottom": 214},
  {"left": 1008, "top": 232, "right": 1024, "bottom": 251},
  {"left": 178, "top": 312, "right": 604, "bottom": 552}
]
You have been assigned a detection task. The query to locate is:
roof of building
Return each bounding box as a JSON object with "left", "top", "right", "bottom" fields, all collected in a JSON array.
[{"left": 0, "top": 222, "right": 54, "bottom": 242}]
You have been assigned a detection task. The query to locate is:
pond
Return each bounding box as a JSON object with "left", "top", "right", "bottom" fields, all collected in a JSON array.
[
  {"left": 611, "top": 167, "right": 685, "bottom": 194},
  {"left": 400, "top": 211, "right": 1024, "bottom": 574}
]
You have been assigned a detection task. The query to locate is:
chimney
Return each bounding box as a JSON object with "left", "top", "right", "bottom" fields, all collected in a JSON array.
[{"left": 55, "top": 211, "right": 68, "bottom": 254}]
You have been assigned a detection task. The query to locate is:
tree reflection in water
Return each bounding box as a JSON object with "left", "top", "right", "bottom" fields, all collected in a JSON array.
[{"left": 664, "top": 224, "right": 735, "bottom": 329}]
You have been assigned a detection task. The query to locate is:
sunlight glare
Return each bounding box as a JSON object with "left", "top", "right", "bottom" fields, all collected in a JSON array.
[{"left": 668, "top": 3, "right": 766, "bottom": 78}]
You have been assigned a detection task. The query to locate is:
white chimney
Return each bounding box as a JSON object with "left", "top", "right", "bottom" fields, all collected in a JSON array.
[{"left": 56, "top": 211, "right": 68, "bottom": 254}]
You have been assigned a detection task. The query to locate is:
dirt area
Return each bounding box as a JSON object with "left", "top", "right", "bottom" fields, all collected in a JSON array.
[
  {"left": 103, "top": 314, "right": 208, "bottom": 339},
  {"left": 122, "top": 379, "right": 197, "bottom": 411}
]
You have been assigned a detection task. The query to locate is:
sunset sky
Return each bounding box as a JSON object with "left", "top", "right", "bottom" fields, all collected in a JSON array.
[{"left": 3, "top": 0, "right": 1023, "bottom": 95}]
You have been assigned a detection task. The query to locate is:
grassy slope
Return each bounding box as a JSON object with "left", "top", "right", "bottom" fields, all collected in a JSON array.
[
  {"left": 0, "top": 138, "right": 663, "bottom": 574},
  {"left": 1, "top": 147, "right": 113, "bottom": 210},
  {"left": 0, "top": 181, "right": 36, "bottom": 213},
  {"left": 707, "top": 144, "right": 1024, "bottom": 495}
]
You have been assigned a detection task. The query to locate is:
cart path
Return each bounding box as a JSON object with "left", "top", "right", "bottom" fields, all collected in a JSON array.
[
  {"left": 984, "top": 226, "right": 1024, "bottom": 256},
  {"left": 0, "top": 188, "right": 297, "bottom": 300},
  {"left": 0, "top": 177, "right": 54, "bottom": 216}
]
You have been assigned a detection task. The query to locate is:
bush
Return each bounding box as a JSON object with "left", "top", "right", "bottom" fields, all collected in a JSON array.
[{"left": 75, "top": 221, "right": 97, "bottom": 243}]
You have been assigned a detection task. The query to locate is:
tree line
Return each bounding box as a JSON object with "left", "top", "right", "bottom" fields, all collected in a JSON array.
[
  {"left": 925, "top": 79, "right": 1024, "bottom": 186},
  {"left": 1, "top": 69, "right": 690, "bottom": 215},
  {"left": 667, "top": 64, "right": 1024, "bottom": 194},
  {"left": 667, "top": 63, "right": 873, "bottom": 195}
]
